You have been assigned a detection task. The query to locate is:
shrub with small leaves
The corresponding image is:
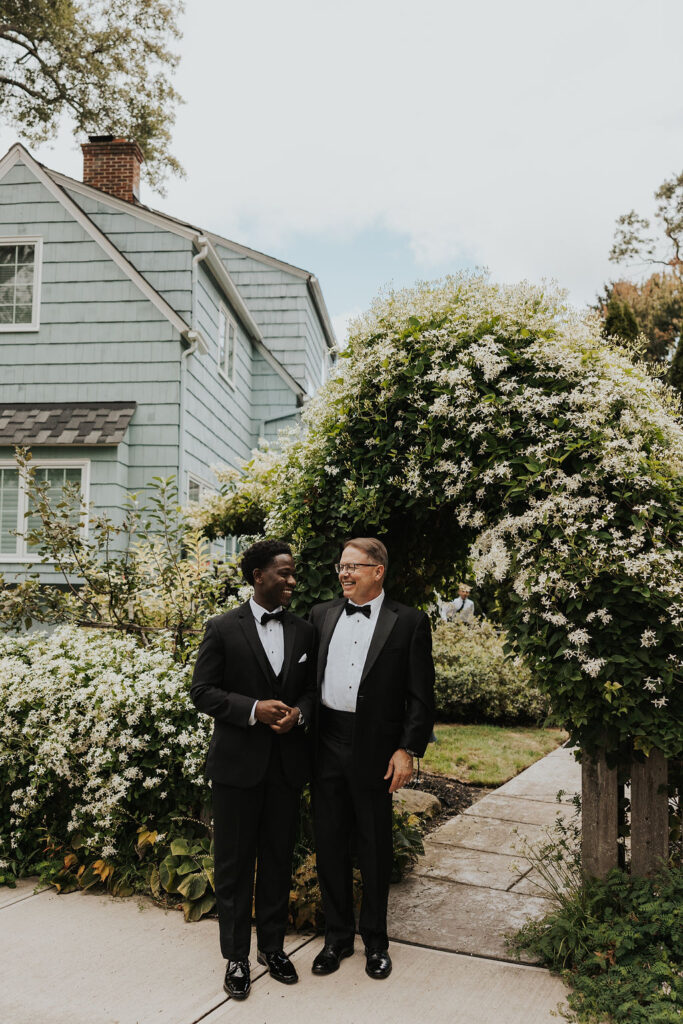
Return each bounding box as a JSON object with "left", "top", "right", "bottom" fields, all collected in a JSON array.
[{"left": 433, "top": 619, "right": 547, "bottom": 723}]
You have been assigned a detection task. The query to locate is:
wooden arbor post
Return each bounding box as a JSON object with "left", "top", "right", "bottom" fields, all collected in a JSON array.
[
  {"left": 631, "top": 750, "right": 669, "bottom": 878},
  {"left": 581, "top": 749, "right": 618, "bottom": 878},
  {"left": 581, "top": 747, "right": 670, "bottom": 879}
]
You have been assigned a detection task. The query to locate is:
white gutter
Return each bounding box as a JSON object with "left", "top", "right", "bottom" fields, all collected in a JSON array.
[{"left": 179, "top": 235, "right": 209, "bottom": 500}]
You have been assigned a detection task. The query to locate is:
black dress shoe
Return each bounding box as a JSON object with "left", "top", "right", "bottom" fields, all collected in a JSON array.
[
  {"left": 223, "top": 959, "right": 251, "bottom": 1000},
  {"left": 311, "top": 942, "right": 355, "bottom": 975},
  {"left": 365, "top": 948, "right": 392, "bottom": 980},
  {"left": 256, "top": 949, "right": 298, "bottom": 985}
]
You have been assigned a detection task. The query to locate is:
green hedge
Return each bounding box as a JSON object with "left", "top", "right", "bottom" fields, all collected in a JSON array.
[{"left": 433, "top": 619, "right": 547, "bottom": 724}]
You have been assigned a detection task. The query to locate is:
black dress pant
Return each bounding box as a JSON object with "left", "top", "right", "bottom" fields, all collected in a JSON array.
[
  {"left": 212, "top": 741, "right": 300, "bottom": 960},
  {"left": 313, "top": 728, "right": 393, "bottom": 951}
]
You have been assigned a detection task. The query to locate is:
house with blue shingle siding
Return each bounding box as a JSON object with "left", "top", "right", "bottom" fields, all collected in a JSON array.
[{"left": 0, "top": 137, "right": 335, "bottom": 580}]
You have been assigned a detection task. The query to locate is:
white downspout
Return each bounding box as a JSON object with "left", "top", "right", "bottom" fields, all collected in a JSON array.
[{"left": 179, "top": 235, "right": 209, "bottom": 501}]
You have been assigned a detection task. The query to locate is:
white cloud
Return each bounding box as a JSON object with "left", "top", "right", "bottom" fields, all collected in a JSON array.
[{"left": 3, "top": 0, "right": 682, "bottom": 315}]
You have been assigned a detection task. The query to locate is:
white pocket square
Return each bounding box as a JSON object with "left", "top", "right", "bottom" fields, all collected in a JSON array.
[{"left": 298, "top": 653, "right": 308, "bottom": 663}]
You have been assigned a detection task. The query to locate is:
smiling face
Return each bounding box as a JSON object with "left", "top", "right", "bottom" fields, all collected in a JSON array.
[
  {"left": 252, "top": 553, "right": 296, "bottom": 611},
  {"left": 338, "top": 543, "right": 385, "bottom": 606}
]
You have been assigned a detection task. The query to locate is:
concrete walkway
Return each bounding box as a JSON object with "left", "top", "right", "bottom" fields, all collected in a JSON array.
[
  {"left": 387, "top": 744, "right": 580, "bottom": 962},
  {"left": 0, "top": 746, "right": 579, "bottom": 1024}
]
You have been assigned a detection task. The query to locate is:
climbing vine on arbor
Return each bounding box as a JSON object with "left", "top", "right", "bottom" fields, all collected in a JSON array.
[{"left": 191, "top": 275, "right": 683, "bottom": 761}]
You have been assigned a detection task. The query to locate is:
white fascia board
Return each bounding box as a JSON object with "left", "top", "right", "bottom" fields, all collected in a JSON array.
[
  {"left": 251, "top": 334, "right": 305, "bottom": 406},
  {"left": 206, "top": 231, "right": 311, "bottom": 279},
  {"left": 49, "top": 167, "right": 200, "bottom": 241},
  {"left": 200, "top": 242, "right": 304, "bottom": 402},
  {"left": 207, "top": 233, "right": 336, "bottom": 351},
  {"left": 306, "top": 275, "right": 337, "bottom": 350},
  {"left": 0, "top": 144, "right": 193, "bottom": 340},
  {"left": 203, "top": 242, "right": 263, "bottom": 342}
]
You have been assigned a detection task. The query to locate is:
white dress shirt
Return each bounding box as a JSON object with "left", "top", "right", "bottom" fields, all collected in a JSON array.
[
  {"left": 248, "top": 597, "right": 285, "bottom": 725},
  {"left": 321, "top": 591, "right": 385, "bottom": 712}
]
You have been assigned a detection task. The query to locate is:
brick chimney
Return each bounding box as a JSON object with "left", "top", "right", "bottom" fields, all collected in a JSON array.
[{"left": 81, "top": 135, "right": 143, "bottom": 203}]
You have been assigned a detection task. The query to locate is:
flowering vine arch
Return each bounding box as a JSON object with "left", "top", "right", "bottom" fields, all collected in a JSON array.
[{"left": 197, "top": 276, "right": 683, "bottom": 799}]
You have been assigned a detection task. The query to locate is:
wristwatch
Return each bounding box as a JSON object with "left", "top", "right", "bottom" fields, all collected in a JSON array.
[
  {"left": 297, "top": 710, "right": 305, "bottom": 727},
  {"left": 402, "top": 748, "right": 418, "bottom": 758}
]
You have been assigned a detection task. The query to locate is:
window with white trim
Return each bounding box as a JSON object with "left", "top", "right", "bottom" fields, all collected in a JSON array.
[
  {"left": 0, "top": 461, "right": 88, "bottom": 559},
  {"left": 218, "top": 305, "right": 237, "bottom": 384},
  {"left": 0, "top": 237, "right": 42, "bottom": 331}
]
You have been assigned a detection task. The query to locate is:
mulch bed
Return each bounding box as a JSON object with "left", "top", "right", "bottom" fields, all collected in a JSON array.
[{"left": 404, "top": 768, "right": 494, "bottom": 832}]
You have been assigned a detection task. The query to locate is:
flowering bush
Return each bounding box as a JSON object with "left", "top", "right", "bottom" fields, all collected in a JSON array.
[
  {"left": 0, "top": 626, "right": 426, "bottom": 922},
  {"left": 433, "top": 620, "right": 546, "bottom": 723},
  {"left": 0, "top": 464, "right": 244, "bottom": 662},
  {"left": 194, "top": 275, "right": 683, "bottom": 760},
  {"left": 0, "top": 626, "right": 211, "bottom": 877}
]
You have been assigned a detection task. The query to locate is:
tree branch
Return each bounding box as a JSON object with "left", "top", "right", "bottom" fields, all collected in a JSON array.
[{"left": 0, "top": 74, "right": 58, "bottom": 103}]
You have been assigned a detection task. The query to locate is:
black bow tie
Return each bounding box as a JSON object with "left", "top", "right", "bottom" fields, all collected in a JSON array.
[
  {"left": 345, "top": 602, "right": 371, "bottom": 618},
  {"left": 260, "top": 610, "right": 285, "bottom": 625}
]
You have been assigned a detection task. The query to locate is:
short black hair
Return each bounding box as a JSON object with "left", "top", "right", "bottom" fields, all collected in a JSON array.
[{"left": 240, "top": 539, "right": 292, "bottom": 584}]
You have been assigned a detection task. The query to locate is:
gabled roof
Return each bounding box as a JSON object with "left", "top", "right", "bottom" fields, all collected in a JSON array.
[
  {"left": 0, "top": 143, "right": 307, "bottom": 402},
  {"left": 46, "top": 162, "right": 337, "bottom": 350},
  {"left": 0, "top": 144, "right": 194, "bottom": 343}
]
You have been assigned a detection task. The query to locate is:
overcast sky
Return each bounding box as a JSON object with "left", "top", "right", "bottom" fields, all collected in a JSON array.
[{"left": 3, "top": 0, "right": 683, "bottom": 341}]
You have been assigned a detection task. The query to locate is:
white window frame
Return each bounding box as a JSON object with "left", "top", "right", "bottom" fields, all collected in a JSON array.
[
  {"left": 186, "top": 472, "right": 214, "bottom": 505},
  {"left": 0, "top": 458, "right": 90, "bottom": 562},
  {"left": 0, "top": 235, "right": 43, "bottom": 332},
  {"left": 217, "top": 303, "right": 237, "bottom": 388}
]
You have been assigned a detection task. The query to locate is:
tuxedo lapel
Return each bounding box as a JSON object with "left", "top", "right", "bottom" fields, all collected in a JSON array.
[
  {"left": 316, "top": 601, "right": 345, "bottom": 684},
  {"left": 360, "top": 601, "right": 398, "bottom": 684},
  {"left": 280, "top": 611, "right": 297, "bottom": 689},
  {"left": 237, "top": 603, "right": 276, "bottom": 690}
]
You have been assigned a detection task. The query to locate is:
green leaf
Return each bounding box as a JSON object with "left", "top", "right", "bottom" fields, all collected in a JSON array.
[
  {"left": 176, "top": 857, "right": 198, "bottom": 876},
  {"left": 183, "top": 892, "right": 216, "bottom": 922},
  {"left": 158, "top": 857, "right": 178, "bottom": 893},
  {"left": 170, "top": 838, "right": 191, "bottom": 857},
  {"left": 176, "top": 872, "right": 207, "bottom": 901}
]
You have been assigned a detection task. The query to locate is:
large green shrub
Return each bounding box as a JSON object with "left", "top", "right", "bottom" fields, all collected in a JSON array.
[
  {"left": 193, "top": 275, "right": 683, "bottom": 762},
  {"left": 0, "top": 626, "right": 210, "bottom": 878},
  {"left": 433, "top": 619, "right": 546, "bottom": 723}
]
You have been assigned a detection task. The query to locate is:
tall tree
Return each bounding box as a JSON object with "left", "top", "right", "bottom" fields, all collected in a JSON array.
[
  {"left": 0, "top": 0, "right": 184, "bottom": 191},
  {"left": 596, "top": 274, "right": 683, "bottom": 365},
  {"left": 610, "top": 170, "right": 683, "bottom": 278},
  {"left": 608, "top": 173, "right": 683, "bottom": 397}
]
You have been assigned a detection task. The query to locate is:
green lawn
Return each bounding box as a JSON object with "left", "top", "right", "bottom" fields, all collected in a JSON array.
[{"left": 422, "top": 723, "right": 568, "bottom": 787}]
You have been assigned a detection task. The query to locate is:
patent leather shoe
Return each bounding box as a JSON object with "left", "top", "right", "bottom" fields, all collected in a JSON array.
[
  {"left": 223, "top": 959, "right": 251, "bottom": 999},
  {"left": 365, "top": 947, "right": 392, "bottom": 979},
  {"left": 311, "top": 942, "right": 355, "bottom": 975},
  {"left": 257, "top": 948, "right": 298, "bottom": 984}
]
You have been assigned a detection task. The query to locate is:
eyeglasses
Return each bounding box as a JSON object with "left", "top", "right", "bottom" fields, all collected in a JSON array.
[{"left": 334, "top": 562, "right": 380, "bottom": 574}]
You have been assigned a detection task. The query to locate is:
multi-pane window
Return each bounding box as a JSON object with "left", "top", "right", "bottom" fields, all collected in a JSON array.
[
  {"left": 0, "top": 462, "right": 87, "bottom": 559},
  {"left": 218, "top": 305, "right": 237, "bottom": 384},
  {"left": 0, "top": 468, "right": 19, "bottom": 555},
  {"left": 0, "top": 238, "right": 41, "bottom": 330},
  {"left": 188, "top": 477, "right": 202, "bottom": 504}
]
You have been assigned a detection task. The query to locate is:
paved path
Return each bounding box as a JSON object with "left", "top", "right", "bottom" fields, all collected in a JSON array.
[
  {"left": 387, "top": 744, "right": 581, "bottom": 962},
  {"left": 0, "top": 746, "right": 579, "bottom": 1024}
]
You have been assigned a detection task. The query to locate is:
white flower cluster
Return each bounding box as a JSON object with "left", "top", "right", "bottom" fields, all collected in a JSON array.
[
  {"left": 192, "top": 274, "right": 682, "bottom": 743},
  {"left": 0, "top": 627, "right": 210, "bottom": 860}
]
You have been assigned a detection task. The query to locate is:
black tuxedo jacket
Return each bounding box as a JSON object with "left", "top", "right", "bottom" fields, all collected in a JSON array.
[
  {"left": 310, "top": 596, "right": 435, "bottom": 789},
  {"left": 190, "top": 603, "right": 317, "bottom": 789}
]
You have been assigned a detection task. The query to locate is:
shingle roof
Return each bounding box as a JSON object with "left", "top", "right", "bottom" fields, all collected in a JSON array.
[{"left": 0, "top": 402, "right": 136, "bottom": 446}]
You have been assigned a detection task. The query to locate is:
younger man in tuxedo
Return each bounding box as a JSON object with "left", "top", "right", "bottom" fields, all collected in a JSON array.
[{"left": 191, "top": 540, "right": 316, "bottom": 1000}]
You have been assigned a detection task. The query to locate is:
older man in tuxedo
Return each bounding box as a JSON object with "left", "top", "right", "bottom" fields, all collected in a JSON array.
[
  {"left": 309, "top": 537, "right": 434, "bottom": 981},
  {"left": 191, "top": 540, "right": 316, "bottom": 1000}
]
